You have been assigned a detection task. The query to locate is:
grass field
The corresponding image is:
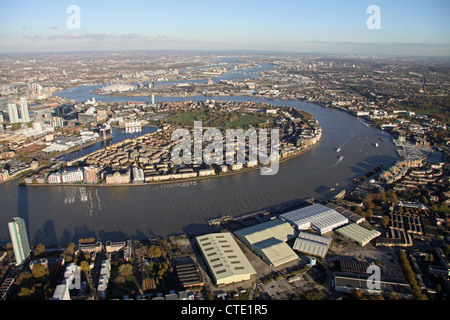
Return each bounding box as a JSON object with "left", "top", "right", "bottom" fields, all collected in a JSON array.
[
  {"left": 166, "top": 112, "right": 207, "bottom": 124},
  {"left": 167, "top": 112, "right": 272, "bottom": 128},
  {"left": 229, "top": 114, "right": 270, "bottom": 127}
]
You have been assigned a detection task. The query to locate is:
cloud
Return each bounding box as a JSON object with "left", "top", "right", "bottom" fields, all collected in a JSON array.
[{"left": 50, "top": 26, "right": 59, "bottom": 30}]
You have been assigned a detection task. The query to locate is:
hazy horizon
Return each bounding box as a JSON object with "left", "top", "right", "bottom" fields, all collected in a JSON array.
[{"left": 1, "top": 0, "right": 449, "bottom": 56}]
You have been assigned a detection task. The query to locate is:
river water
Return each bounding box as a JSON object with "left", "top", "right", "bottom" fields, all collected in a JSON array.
[{"left": 0, "top": 65, "right": 401, "bottom": 246}]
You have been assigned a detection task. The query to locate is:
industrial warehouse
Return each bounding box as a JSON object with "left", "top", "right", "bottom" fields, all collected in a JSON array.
[
  {"left": 292, "top": 231, "right": 332, "bottom": 258},
  {"left": 195, "top": 232, "right": 256, "bottom": 286},
  {"left": 279, "top": 203, "right": 349, "bottom": 234},
  {"left": 334, "top": 223, "right": 381, "bottom": 247},
  {"left": 234, "top": 219, "right": 299, "bottom": 267}
]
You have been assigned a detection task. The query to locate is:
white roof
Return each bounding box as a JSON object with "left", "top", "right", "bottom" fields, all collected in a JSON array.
[
  {"left": 234, "top": 219, "right": 299, "bottom": 267},
  {"left": 234, "top": 219, "right": 297, "bottom": 245},
  {"left": 293, "top": 232, "right": 332, "bottom": 258},
  {"left": 196, "top": 233, "right": 256, "bottom": 285},
  {"left": 280, "top": 204, "right": 349, "bottom": 234},
  {"left": 335, "top": 223, "right": 381, "bottom": 246},
  {"left": 253, "top": 238, "right": 299, "bottom": 267}
]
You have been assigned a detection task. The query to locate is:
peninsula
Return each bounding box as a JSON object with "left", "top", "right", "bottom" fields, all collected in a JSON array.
[{"left": 20, "top": 100, "right": 322, "bottom": 186}]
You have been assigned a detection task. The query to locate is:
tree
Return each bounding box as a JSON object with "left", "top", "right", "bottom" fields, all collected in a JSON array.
[
  {"left": 66, "top": 243, "right": 75, "bottom": 255},
  {"left": 352, "top": 289, "right": 367, "bottom": 300},
  {"left": 18, "top": 286, "right": 35, "bottom": 297},
  {"left": 388, "top": 292, "right": 402, "bottom": 300},
  {"left": 386, "top": 189, "right": 399, "bottom": 204},
  {"left": 118, "top": 263, "right": 133, "bottom": 276},
  {"left": 31, "top": 264, "right": 47, "bottom": 279},
  {"left": 16, "top": 271, "right": 33, "bottom": 285},
  {"left": 148, "top": 245, "right": 162, "bottom": 258},
  {"left": 34, "top": 243, "right": 46, "bottom": 257},
  {"left": 80, "top": 260, "right": 90, "bottom": 277}
]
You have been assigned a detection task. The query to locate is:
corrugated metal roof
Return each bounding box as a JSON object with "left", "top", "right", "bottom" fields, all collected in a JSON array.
[
  {"left": 279, "top": 204, "right": 349, "bottom": 234},
  {"left": 253, "top": 238, "right": 299, "bottom": 267},
  {"left": 234, "top": 219, "right": 297, "bottom": 245},
  {"left": 293, "top": 232, "right": 331, "bottom": 258},
  {"left": 335, "top": 223, "right": 381, "bottom": 246},
  {"left": 234, "top": 220, "right": 299, "bottom": 267},
  {"left": 196, "top": 232, "right": 256, "bottom": 285}
]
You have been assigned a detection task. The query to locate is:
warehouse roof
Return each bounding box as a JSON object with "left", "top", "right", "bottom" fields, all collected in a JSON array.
[
  {"left": 196, "top": 233, "right": 256, "bottom": 285},
  {"left": 234, "top": 219, "right": 297, "bottom": 246},
  {"left": 326, "top": 203, "right": 365, "bottom": 224},
  {"left": 253, "top": 238, "right": 299, "bottom": 267},
  {"left": 293, "top": 232, "right": 331, "bottom": 258},
  {"left": 335, "top": 223, "right": 381, "bottom": 246},
  {"left": 234, "top": 219, "right": 299, "bottom": 267},
  {"left": 279, "top": 203, "right": 349, "bottom": 234}
]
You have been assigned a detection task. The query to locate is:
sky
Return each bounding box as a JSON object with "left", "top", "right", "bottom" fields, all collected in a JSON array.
[{"left": 0, "top": 0, "right": 449, "bottom": 56}]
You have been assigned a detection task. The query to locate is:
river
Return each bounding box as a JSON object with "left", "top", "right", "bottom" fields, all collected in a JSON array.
[{"left": 0, "top": 65, "right": 401, "bottom": 246}]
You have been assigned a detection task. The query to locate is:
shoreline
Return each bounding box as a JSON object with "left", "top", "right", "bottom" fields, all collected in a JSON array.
[{"left": 18, "top": 140, "right": 320, "bottom": 188}]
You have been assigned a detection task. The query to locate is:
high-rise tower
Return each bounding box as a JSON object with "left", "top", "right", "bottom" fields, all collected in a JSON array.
[
  {"left": 19, "top": 97, "right": 30, "bottom": 123},
  {"left": 8, "top": 217, "right": 31, "bottom": 266},
  {"left": 7, "top": 103, "right": 19, "bottom": 124}
]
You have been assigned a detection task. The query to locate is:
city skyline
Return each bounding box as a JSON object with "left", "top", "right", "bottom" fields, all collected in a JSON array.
[{"left": 0, "top": 0, "right": 449, "bottom": 56}]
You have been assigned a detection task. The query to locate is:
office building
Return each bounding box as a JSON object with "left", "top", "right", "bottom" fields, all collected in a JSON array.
[{"left": 8, "top": 217, "right": 31, "bottom": 266}]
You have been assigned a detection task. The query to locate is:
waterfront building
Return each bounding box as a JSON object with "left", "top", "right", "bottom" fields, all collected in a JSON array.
[
  {"left": 0, "top": 169, "right": 9, "bottom": 182},
  {"left": 198, "top": 168, "right": 215, "bottom": 177},
  {"left": 230, "top": 163, "right": 243, "bottom": 171},
  {"left": 279, "top": 203, "right": 349, "bottom": 234},
  {"left": 83, "top": 166, "right": 99, "bottom": 184},
  {"left": 105, "top": 240, "right": 133, "bottom": 260},
  {"left": 196, "top": 232, "right": 256, "bottom": 286},
  {"left": 105, "top": 169, "right": 131, "bottom": 184},
  {"left": 61, "top": 167, "right": 84, "bottom": 184},
  {"left": 75, "top": 242, "right": 103, "bottom": 254},
  {"left": 8, "top": 217, "right": 31, "bottom": 266},
  {"left": 132, "top": 167, "right": 144, "bottom": 183},
  {"left": 47, "top": 172, "right": 62, "bottom": 184}
]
